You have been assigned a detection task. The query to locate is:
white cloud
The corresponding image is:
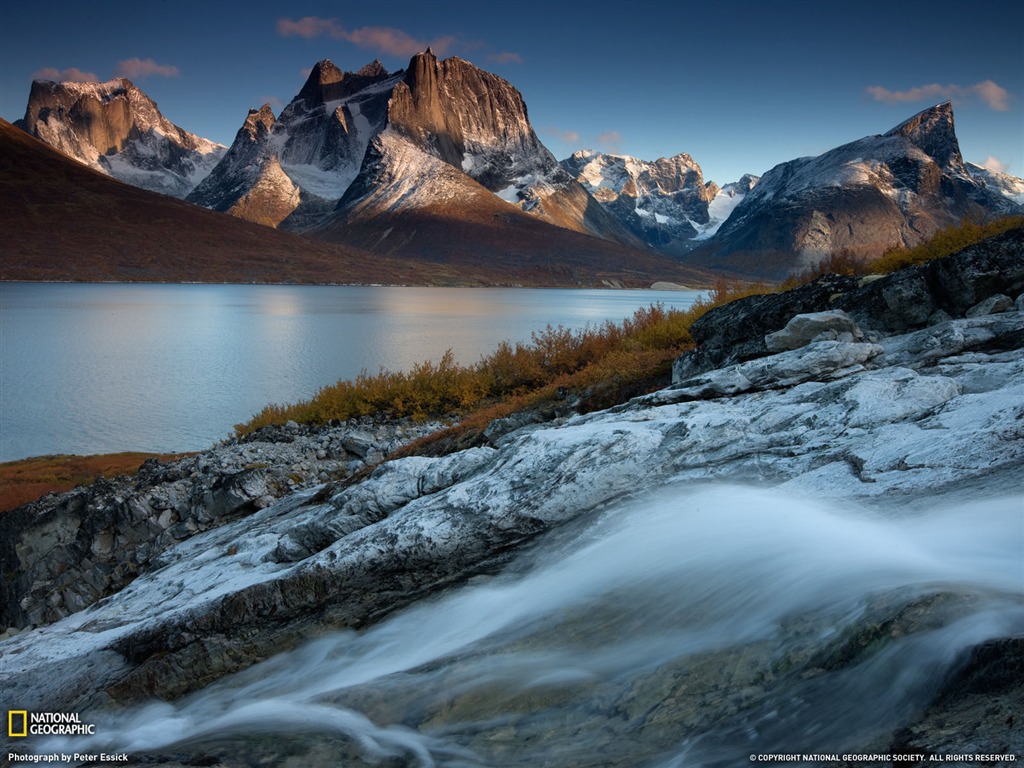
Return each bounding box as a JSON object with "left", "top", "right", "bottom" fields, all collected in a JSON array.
[
  {"left": 259, "top": 96, "right": 286, "bottom": 111},
  {"left": 596, "top": 130, "right": 623, "bottom": 153},
  {"left": 980, "top": 155, "right": 1008, "bottom": 174},
  {"left": 487, "top": 51, "right": 523, "bottom": 64},
  {"left": 865, "top": 80, "right": 1010, "bottom": 111},
  {"left": 115, "top": 58, "right": 180, "bottom": 80},
  {"left": 276, "top": 16, "right": 454, "bottom": 57},
  {"left": 972, "top": 80, "right": 1011, "bottom": 111},
  {"left": 541, "top": 127, "right": 581, "bottom": 144},
  {"left": 32, "top": 67, "right": 99, "bottom": 83}
]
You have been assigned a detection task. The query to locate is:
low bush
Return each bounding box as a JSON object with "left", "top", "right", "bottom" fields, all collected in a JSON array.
[
  {"left": 869, "top": 216, "right": 1022, "bottom": 274},
  {"left": 0, "top": 452, "right": 190, "bottom": 514},
  {"left": 234, "top": 298, "right": 755, "bottom": 439}
]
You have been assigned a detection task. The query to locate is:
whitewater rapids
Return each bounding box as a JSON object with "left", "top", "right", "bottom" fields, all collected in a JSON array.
[{"left": 42, "top": 485, "right": 1024, "bottom": 767}]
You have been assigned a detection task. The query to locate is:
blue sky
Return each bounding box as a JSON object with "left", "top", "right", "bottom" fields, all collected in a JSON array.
[{"left": 1, "top": 0, "right": 1022, "bottom": 185}]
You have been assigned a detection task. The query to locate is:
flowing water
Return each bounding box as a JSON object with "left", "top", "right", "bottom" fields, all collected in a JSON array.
[{"left": 44, "top": 486, "right": 1024, "bottom": 766}]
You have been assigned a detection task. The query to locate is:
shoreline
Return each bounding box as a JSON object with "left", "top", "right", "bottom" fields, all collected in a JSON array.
[{"left": 1, "top": 278, "right": 715, "bottom": 289}]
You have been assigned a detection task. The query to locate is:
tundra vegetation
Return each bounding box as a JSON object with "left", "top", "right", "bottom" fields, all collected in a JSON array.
[{"left": 0, "top": 453, "right": 190, "bottom": 514}]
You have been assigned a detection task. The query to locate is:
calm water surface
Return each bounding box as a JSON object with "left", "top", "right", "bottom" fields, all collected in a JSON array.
[{"left": 0, "top": 283, "right": 706, "bottom": 461}]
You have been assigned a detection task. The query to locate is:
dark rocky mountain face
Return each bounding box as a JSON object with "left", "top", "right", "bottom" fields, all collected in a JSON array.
[
  {"left": 182, "top": 104, "right": 301, "bottom": 226},
  {"left": 17, "top": 68, "right": 1022, "bottom": 283},
  {"left": 185, "top": 50, "right": 637, "bottom": 247},
  {"left": 389, "top": 50, "right": 553, "bottom": 190},
  {"left": 275, "top": 59, "right": 396, "bottom": 173},
  {"left": 683, "top": 102, "right": 1023, "bottom": 279},
  {"left": 378, "top": 50, "right": 637, "bottom": 244},
  {"left": 289, "top": 58, "right": 391, "bottom": 111},
  {"left": 186, "top": 60, "right": 400, "bottom": 228},
  {"left": 885, "top": 101, "right": 963, "bottom": 171},
  {"left": 0, "top": 117, "right": 698, "bottom": 287},
  {"left": 16, "top": 78, "right": 225, "bottom": 198}
]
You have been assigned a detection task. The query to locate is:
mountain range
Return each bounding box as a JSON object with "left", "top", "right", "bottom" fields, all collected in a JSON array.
[
  {"left": 8, "top": 50, "right": 1023, "bottom": 282},
  {"left": 0, "top": 117, "right": 708, "bottom": 287}
]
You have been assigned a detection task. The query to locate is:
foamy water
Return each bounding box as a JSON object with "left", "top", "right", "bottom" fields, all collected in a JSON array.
[{"left": 43, "top": 486, "right": 1024, "bottom": 766}]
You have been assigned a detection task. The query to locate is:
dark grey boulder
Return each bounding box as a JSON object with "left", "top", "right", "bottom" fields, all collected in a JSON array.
[{"left": 674, "top": 226, "right": 1023, "bottom": 381}]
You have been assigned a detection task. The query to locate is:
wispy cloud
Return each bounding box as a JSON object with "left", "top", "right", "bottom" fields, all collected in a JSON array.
[
  {"left": 277, "top": 16, "right": 454, "bottom": 57},
  {"left": 866, "top": 80, "right": 1010, "bottom": 111},
  {"left": 596, "top": 130, "right": 623, "bottom": 152},
  {"left": 980, "top": 155, "right": 1008, "bottom": 174},
  {"left": 115, "top": 58, "right": 180, "bottom": 80},
  {"left": 277, "top": 16, "right": 344, "bottom": 39},
  {"left": 541, "top": 127, "right": 581, "bottom": 144},
  {"left": 32, "top": 67, "right": 99, "bottom": 83},
  {"left": 973, "top": 80, "right": 1011, "bottom": 111},
  {"left": 259, "top": 95, "right": 286, "bottom": 111},
  {"left": 487, "top": 51, "right": 523, "bottom": 64}
]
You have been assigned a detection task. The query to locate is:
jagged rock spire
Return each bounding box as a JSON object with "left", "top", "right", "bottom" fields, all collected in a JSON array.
[
  {"left": 356, "top": 59, "right": 388, "bottom": 77},
  {"left": 240, "top": 103, "right": 275, "bottom": 141},
  {"left": 294, "top": 59, "right": 346, "bottom": 107},
  {"left": 884, "top": 101, "right": 963, "bottom": 171}
]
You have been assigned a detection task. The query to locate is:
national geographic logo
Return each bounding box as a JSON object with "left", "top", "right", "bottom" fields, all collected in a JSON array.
[{"left": 7, "top": 710, "right": 96, "bottom": 736}]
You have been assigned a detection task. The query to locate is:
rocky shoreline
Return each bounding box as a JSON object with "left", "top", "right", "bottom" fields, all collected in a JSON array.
[{"left": 1, "top": 228, "right": 1022, "bottom": 766}]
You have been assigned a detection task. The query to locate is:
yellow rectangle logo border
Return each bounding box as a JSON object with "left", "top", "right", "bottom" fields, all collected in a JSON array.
[{"left": 8, "top": 709, "right": 28, "bottom": 737}]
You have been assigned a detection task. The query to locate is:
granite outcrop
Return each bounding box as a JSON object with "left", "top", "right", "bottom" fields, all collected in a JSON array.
[{"left": 0, "top": 418, "right": 443, "bottom": 633}]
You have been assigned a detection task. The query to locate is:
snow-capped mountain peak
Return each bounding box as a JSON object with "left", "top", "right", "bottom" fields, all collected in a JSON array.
[
  {"left": 560, "top": 149, "right": 754, "bottom": 253},
  {"left": 684, "top": 102, "right": 1021, "bottom": 278},
  {"left": 16, "top": 77, "right": 226, "bottom": 197}
]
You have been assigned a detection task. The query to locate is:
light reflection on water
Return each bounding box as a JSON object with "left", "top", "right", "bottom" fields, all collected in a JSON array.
[{"left": 0, "top": 283, "right": 706, "bottom": 461}]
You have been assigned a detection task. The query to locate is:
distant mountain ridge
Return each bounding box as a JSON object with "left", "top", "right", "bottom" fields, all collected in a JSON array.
[
  {"left": 967, "top": 161, "right": 1024, "bottom": 206},
  {"left": 560, "top": 150, "right": 760, "bottom": 254},
  {"left": 0, "top": 118, "right": 706, "bottom": 287},
  {"left": 683, "top": 102, "right": 1022, "bottom": 277}
]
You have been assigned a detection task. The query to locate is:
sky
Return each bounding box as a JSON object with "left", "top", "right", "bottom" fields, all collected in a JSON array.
[{"left": 1, "top": 0, "right": 1022, "bottom": 186}]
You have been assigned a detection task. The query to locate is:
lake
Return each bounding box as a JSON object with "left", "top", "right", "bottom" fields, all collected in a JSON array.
[{"left": 0, "top": 283, "right": 706, "bottom": 461}]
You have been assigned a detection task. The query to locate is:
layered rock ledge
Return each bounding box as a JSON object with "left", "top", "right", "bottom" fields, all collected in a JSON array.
[{"left": 0, "top": 418, "right": 444, "bottom": 632}]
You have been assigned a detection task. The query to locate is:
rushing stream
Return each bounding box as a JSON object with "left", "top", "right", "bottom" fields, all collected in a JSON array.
[{"left": 43, "top": 485, "right": 1024, "bottom": 766}]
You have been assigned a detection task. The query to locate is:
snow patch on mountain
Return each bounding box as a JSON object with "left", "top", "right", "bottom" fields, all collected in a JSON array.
[
  {"left": 967, "top": 162, "right": 1024, "bottom": 205},
  {"left": 343, "top": 128, "right": 479, "bottom": 214},
  {"left": 702, "top": 195, "right": 744, "bottom": 237},
  {"left": 277, "top": 161, "right": 356, "bottom": 201}
]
